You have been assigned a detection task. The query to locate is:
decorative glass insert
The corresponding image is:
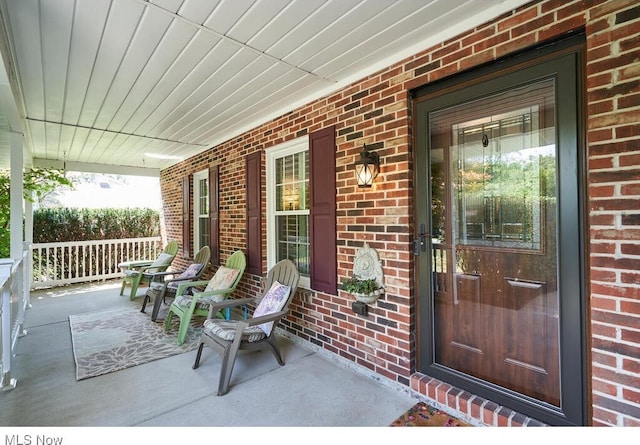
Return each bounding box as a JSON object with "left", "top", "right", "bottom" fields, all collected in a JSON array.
[{"left": 450, "top": 105, "right": 552, "bottom": 251}]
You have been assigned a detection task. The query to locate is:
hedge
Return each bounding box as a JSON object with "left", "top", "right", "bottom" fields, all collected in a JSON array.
[{"left": 33, "top": 208, "right": 160, "bottom": 243}]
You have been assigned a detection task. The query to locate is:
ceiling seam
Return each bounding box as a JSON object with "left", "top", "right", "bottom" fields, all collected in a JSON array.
[
  {"left": 99, "top": 7, "right": 178, "bottom": 165},
  {"left": 136, "top": 0, "right": 335, "bottom": 85},
  {"left": 69, "top": 0, "right": 113, "bottom": 164},
  {"left": 85, "top": 3, "right": 148, "bottom": 164},
  {"left": 24, "top": 117, "right": 208, "bottom": 147}
]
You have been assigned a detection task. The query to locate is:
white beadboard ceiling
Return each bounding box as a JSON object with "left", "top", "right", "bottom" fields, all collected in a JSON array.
[{"left": 0, "top": 0, "right": 530, "bottom": 175}]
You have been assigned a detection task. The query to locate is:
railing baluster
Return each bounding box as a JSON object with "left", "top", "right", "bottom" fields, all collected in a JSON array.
[
  {"left": 66, "top": 244, "right": 70, "bottom": 281},
  {"left": 74, "top": 245, "right": 78, "bottom": 280},
  {"left": 46, "top": 248, "right": 50, "bottom": 282},
  {"left": 29, "top": 237, "right": 162, "bottom": 289}
]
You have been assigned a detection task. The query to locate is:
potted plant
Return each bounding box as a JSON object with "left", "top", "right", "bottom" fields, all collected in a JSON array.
[{"left": 341, "top": 275, "right": 384, "bottom": 304}]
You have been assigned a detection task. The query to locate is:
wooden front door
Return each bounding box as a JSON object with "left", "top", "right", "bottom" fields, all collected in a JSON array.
[
  {"left": 415, "top": 36, "right": 587, "bottom": 425},
  {"left": 430, "top": 77, "right": 560, "bottom": 405}
]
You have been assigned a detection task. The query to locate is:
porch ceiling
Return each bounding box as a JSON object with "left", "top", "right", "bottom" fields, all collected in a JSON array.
[{"left": 0, "top": 0, "right": 530, "bottom": 175}]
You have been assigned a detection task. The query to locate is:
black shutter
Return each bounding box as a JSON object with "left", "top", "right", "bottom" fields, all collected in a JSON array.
[
  {"left": 246, "top": 152, "right": 262, "bottom": 275},
  {"left": 209, "top": 165, "right": 220, "bottom": 266},
  {"left": 310, "top": 126, "right": 337, "bottom": 294},
  {"left": 182, "top": 175, "right": 191, "bottom": 258}
]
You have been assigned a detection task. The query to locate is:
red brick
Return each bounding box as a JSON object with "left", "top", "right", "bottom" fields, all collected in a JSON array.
[{"left": 157, "top": 0, "right": 640, "bottom": 427}]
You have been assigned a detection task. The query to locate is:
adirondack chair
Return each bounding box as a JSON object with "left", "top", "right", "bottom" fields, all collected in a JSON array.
[
  {"left": 118, "top": 240, "right": 179, "bottom": 300},
  {"left": 192, "top": 259, "right": 300, "bottom": 395},
  {"left": 141, "top": 246, "right": 211, "bottom": 321},
  {"left": 164, "top": 250, "right": 247, "bottom": 345}
]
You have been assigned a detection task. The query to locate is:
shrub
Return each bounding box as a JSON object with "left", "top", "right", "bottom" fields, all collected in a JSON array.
[{"left": 33, "top": 208, "right": 160, "bottom": 242}]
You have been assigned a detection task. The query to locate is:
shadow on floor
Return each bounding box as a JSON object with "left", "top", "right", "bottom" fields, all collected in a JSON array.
[{"left": 1, "top": 280, "right": 417, "bottom": 428}]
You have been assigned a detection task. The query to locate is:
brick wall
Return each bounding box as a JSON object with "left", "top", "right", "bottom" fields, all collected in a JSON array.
[
  {"left": 585, "top": 0, "right": 640, "bottom": 427},
  {"left": 160, "top": 0, "right": 640, "bottom": 426}
]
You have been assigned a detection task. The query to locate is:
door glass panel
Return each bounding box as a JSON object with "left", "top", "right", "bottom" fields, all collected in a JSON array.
[
  {"left": 452, "top": 107, "right": 546, "bottom": 250},
  {"left": 430, "top": 78, "right": 561, "bottom": 406}
]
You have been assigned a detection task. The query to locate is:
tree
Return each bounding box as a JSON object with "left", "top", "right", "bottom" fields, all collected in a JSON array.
[{"left": 0, "top": 167, "right": 73, "bottom": 258}]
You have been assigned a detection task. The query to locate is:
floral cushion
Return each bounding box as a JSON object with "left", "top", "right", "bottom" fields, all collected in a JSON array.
[
  {"left": 176, "top": 263, "right": 202, "bottom": 280},
  {"left": 174, "top": 266, "right": 240, "bottom": 310},
  {"left": 204, "top": 266, "right": 240, "bottom": 292},
  {"left": 148, "top": 263, "right": 202, "bottom": 292},
  {"left": 131, "top": 253, "right": 173, "bottom": 278},
  {"left": 253, "top": 281, "right": 291, "bottom": 335},
  {"left": 202, "top": 281, "right": 291, "bottom": 342},
  {"left": 203, "top": 319, "right": 266, "bottom": 342},
  {"left": 149, "top": 253, "right": 174, "bottom": 270}
]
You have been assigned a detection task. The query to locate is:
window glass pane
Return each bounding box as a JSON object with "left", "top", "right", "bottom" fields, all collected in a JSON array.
[
  {"left": 299, "top": 151, "right": 308, "bottom": 211},
  {"left": 194, "top": 172, "right": 209, "bottom": 252},
  {"left": 276, "top": 183, "right": 284, "bottom": 212},
  {"left": 270, "top": 142, "right": 310, "bottom": 280},
  {"left": 275, "top": 152, "right": 308, "bottom": 211},
  {"left": 199, "top": 216, "right": 209, "bottom": 248},
  {"left": 450, "top": 105, "right": 546, "bottom": 251},
  {"left": 199, "top": 178, "right": 208, "bottom": 216},
  {"left": 276, "top": 214, "right": 310, "bottom": 278},
  {"left": 297, "top": 243, "right": 309, "bottom": 275}
]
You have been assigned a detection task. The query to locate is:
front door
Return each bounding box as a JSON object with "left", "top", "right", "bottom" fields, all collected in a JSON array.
[{"left": 414, "top": 36, "right": 586, "bottom": 426}]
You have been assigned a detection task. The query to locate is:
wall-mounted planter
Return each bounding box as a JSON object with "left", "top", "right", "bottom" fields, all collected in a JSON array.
[
  {"left": 342, "top": 242, "right": 384, "bottom": 313},
  {"left": 352, "top": 288, "right": 384, "bottom": 304}
]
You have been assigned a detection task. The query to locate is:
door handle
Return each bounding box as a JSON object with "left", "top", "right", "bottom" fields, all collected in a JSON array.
[
  {"left": 419, "top": 223, "right": 428, "bottom": 252},
  {"left": 413, "top": 224, "right": 429, "bottom": 255}
]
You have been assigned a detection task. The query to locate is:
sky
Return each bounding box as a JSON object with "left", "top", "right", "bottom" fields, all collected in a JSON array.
[{"left": 55, "top": 173, "right": 161, "bottom": 210}]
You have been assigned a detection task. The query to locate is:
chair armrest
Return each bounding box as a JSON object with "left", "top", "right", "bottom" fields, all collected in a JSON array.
[
  {"left": 188, "top": 287, "right": 236, "bottom": 310},
  {"left": 143, "top": 269, "right": 181, "bottom": 280},
  {"left": 119, "top": 259, "right": 154, "bottom": 270},
  {"left": 145, "top": 269, "right": 180, "bottom": 276},
  {"left": 164, "top": 275, "right": 199, "bottom": 285},
  {"left": 193, "top": 287, "right": 235, "bottom": 298},
  {"left": 156, "top": 275, "right": 204, "bottom": 292},
  {"left": 175, "top": 280, "right": 210, "bottom": 296},
  {"left": 243, "top": 309, "right": 287, "bottom": 327},
  {"left": 206, "top": 298, "right": 254, "bottom": 319}
]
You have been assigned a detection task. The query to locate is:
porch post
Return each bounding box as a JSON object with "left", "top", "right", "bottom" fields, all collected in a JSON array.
[
  {"left": 1, "top": 274, "right": 17, "bottom": 390},
  {"left": 1, "top": 132, "right": 23, "bottom": 391},
  {"left": 23, "top": 192, "right": 33, "bottom": 298},
  {"left": 9, "top": 132, "right": 23, "bottom": 260}
]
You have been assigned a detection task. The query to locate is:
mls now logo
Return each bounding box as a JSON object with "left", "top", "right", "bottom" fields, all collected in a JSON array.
[{"left": 5, "top": 436, "right": 63, "bottom": 445}]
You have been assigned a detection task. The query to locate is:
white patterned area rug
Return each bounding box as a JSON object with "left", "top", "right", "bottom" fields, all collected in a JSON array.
[{"left": 69, "top": 306, "right": 203, "bottom": 380}]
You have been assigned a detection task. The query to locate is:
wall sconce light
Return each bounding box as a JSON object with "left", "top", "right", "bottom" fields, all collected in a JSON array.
[{"left": 353, "top": 144, "right": 380, "bottom": 188}]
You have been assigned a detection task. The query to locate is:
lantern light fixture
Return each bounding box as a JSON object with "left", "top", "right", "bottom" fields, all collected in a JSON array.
[{"left": 353, "top": 144, "right": 380, "bottom": 188}]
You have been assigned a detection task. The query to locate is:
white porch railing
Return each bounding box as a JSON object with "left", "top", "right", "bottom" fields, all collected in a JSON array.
[
  {"left": 1, "top": 237, "right": 162, "bottom": 391},
  {"left": 1, "top": 250, "right": 29, "bottom": 391},
  {"left": 30, "top": 237, "right": 163, "bottom": 289}
]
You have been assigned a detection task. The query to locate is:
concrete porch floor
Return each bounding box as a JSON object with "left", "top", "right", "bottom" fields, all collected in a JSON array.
[{"left": 1, "top": 280, "right": 419, "bottom": 428}]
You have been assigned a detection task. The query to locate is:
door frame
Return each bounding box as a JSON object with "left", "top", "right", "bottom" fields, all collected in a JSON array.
[{"left": 412, "top": 33, "right": 588, "bottom": 426}]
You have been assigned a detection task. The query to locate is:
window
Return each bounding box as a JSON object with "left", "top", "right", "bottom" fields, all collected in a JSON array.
[
  {"left": 193, "top": 169, "right": 209, "bottom": 253},
  {"left": 267, "top": 137, "right": 310, "bottom": 288},
  {"left": 449, "top": 102, "right": 546, "bottom": 251}
]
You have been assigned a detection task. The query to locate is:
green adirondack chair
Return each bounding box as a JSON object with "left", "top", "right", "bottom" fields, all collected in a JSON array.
[
  {"left": 165, "top": 250, "right": 246, "bottom": 345},
  {"left": 119, "top": 240, "right": 179, "bottom": 300},
  {"left": 142, "top": 245, "right": 211, "bottom": 321}
]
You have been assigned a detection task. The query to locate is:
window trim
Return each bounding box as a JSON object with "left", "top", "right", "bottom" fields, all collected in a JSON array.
[
  {"left": 193, "top": 169, "right": 209, "bottom": 254},
  {"left": 266, "top": 136, "right": 310, "bottom": 289}
]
